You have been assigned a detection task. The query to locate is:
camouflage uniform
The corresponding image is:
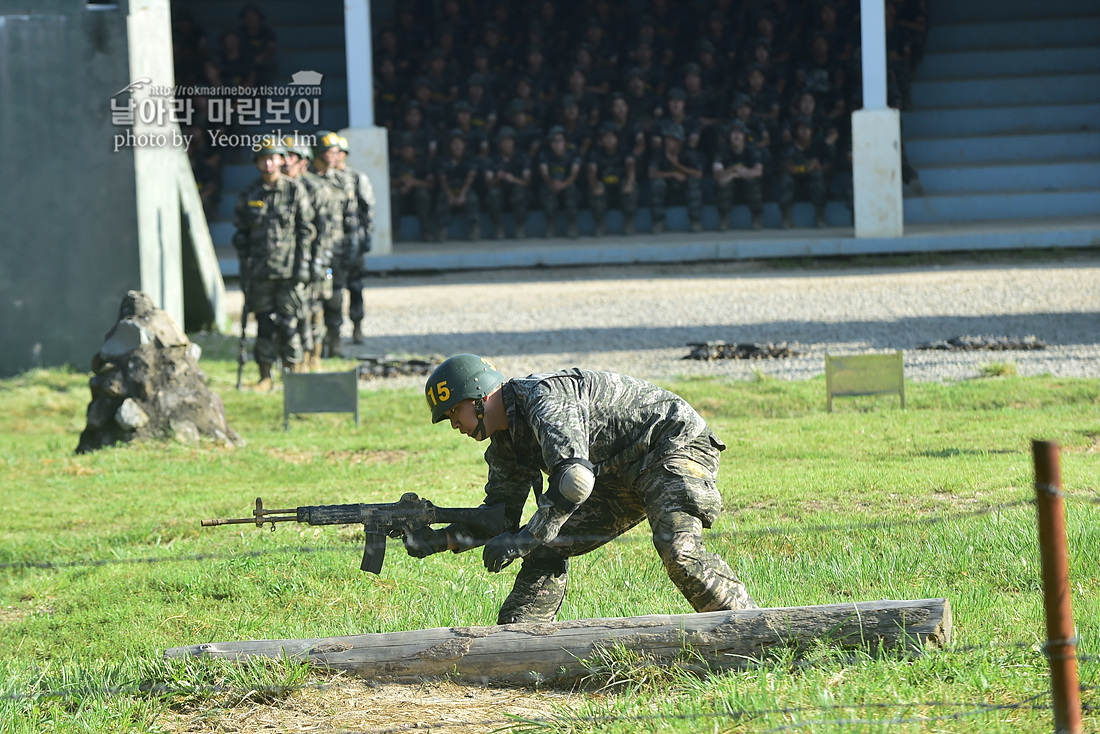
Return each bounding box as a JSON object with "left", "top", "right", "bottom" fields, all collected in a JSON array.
[
  {"left": 313, "top": 166, "right": 358, "bottom": 352},
  {"left": 485, "top": 130, "right": 533, "bottom": 239},
  {"left": 435, "top": 136, "right": 482, "bottom": 241},
  {"left": 648, "top": 132, "right": 704, "bottom": 232},
  {"left": 390, "top": 137, "right": 436, "bottom": 242},
  {"left": 587, "top": 133, "right": 638, "bottom": 236},
  {"left": 462, "top": 369, "right": 758, "bottom": 624},
  {"left": 296, "top": 169, "right": 335, "bottom": 356},
  {"left": 341, "top": 163, "right": 375, "bottom": 332},
  {"left": 232, "top": 176, "right": 315, "bottom": 369},
  {"left": 537, "top": 132, "right": 582, "bottom": 238},
  {"left": 713, "top": 134, "right": 764, "bottom": 228}
]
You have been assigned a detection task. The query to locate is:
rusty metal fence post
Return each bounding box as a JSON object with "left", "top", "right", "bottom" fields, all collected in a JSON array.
[{"left": 1032, "top": 439, "right": 1083, "bottom": 734}]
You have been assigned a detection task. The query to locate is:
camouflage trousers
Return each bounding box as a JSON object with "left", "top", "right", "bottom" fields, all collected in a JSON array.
[
  {"left": 248, "top": 278, "right": 304, "bottom": 367},
  {"left": 497, "top": 432, "right": 758, "bottom": 625},
  {"left": 435, "top": 189, "right": 481, "bottom": 239},
  {"left": 298, "top": 276, "right": 331, "bottom": 354},
  {"left": 715, "top": 178, "right": 764, "bottom": 218},
  {"left": 778, "top": 170, "right": 827, "bottom": 211},
  {"left": 649, "top": 177, "right": 703, "bottom": 226},
  {"left": 486, "top": 183, "right": 531, "bottom": 235},
  {"left": 540, "top": 185, "right": 580, "bottom": 236},
  {"left": 589, "top": 184, "right": 638, "bottom": 233},
  {"left": 392, "top": 187, "right": 433, "bottom": 242}
]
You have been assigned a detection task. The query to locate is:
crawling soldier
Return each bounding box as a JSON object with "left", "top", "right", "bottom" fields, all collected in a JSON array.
[{"left": 408, "top": 354, "right": 760, "bottom": 624}]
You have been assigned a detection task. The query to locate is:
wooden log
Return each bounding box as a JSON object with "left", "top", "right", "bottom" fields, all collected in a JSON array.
[{"left": 164, "top": 598, "right": 951, "bottom": 684}]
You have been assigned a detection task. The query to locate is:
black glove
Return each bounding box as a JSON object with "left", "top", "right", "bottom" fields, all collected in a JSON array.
[
  {"left": 403, "top": 527, "right": 450, "bottom": 558},
  {"left": 483, "top": 529, "right": 539, "bottom": 573}
]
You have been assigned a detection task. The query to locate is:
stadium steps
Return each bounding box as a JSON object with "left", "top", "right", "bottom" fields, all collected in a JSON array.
[
  {"left": 902, "top": 0, "right": 1100, "bottom": 224},
  {"left": 173, "top": 0, "right": 348, "bottom": 271}
]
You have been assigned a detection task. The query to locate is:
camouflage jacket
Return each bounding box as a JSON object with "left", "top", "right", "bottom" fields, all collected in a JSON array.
[
  {"left": 482, "top": 369, "right": 718, "bottom": 537},
  {"left": 297, "top": 170, "right": 336, "bottom": 272},
  {"left": 311, "top": 166, "right": 358, "bottom": 258},
  {"left": 232, "top": 175, "right": 315, "bottom": 281},
  {"left": 342, "top": 164, "right": 376, "bottom": 255}
]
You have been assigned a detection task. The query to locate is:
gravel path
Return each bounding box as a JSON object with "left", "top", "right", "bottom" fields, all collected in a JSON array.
[{"left": 340, "top": 255, "right": 1100, "bottom": 389}]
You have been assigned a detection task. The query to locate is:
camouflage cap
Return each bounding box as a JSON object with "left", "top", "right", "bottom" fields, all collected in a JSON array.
[
  {"left": 662, "top": 123, "right": 685, "bottom": 141},
  {"left": 682, "top": 62, "right": 702, "bottom": 76},
  {"left": 505, "top": 99, "right": 527, "bottom": 117},
  {"left": 466, "top": 73, "right": 486, "bottom": 87},
  {"left": 668, "top": 87, "right": 687, "bottom": 101},
  {"left": 598, "top": 121, "right": 619, "bottom": 136},
  {"left": 496, "top": 125, "right": 517, "bottom": 141},
  {"left": 453, "top": 100, "right": 473, "bottom": 113},
  {"left": 732, "top": 92, "right": 753, "bottom": 110},
  {"left": 727, "top": 119, "right": 748, "bottom": 135},
  {"left": 447, "top": 128, "right": 466, "bottom": 141},
  {"left": 560, "top": 94, "right": 577, "bottom": 108},
  {"left": 546, "top": 125, "right": 566, "bottom": 140}
]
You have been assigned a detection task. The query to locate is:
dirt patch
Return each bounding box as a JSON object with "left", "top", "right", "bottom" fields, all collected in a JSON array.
[{"left": 157, "top": 676, "right": 580, "bottom": 733}]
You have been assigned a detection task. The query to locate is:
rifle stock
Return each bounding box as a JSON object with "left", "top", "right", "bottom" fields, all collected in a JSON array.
[{"left": 201, "top": 493, "right": 507, "bottom": 574}]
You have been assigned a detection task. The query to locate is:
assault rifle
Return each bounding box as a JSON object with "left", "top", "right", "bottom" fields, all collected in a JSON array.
[{"left": 201, "top": 493, "right": 506, "bottom": 574}]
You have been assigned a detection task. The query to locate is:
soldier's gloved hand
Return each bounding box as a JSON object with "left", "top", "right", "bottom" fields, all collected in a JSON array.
[
  {"left": 483, "top": 529, "right": 539, "bottom": 573},
  {"left": 403, "top": 527, "right": 450, "bottom": 558}
]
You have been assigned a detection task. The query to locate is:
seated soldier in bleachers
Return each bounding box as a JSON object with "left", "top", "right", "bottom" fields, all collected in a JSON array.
[
  {"left": 622, "top": 68, "right": 661, "bottom": 134},
  {"left": 450, "top": 100, "right": 490, "bottom": 160},
  {"left": 396, "top": 101, "right": 439, "bottom": 161},
  {"left": 557, "top": 95, "right": 595, "bottom": 161},
  {"left": 656, "top": 88, "right": 702, "bottom": 154},
  {"left": 411, "top": 77, "right": 448, "bottom": 135},
  {"left": 587, "top": 122, "right": 638, "bottom": 236},
  {"left": 648, "top": 123, "right": 703, "bottom": 233},
  {"left": 424, "top": 48, "right": 461, "bottom": 107},
  {"left": 236, "top": 4, "right": 276, "bottom": 86},
  {"left": 391, "top": 132, "right": 436, "bottom": 242},
  {"left": 778, "top": 116, "right": 838, "bottom": 229},
  {"left": 537, "top": 126, "right": 583, "bottom": 239},
  {"left": 485, "top": 126, "right": 533, "bottom": 240},
  {"left": 504, "top": 99, "right": 545, "bottom": 163},
  {"left": 713, "top": 120, "right": 765, "bottom": 231},
  {"left": 605, "top": 92, "right": 647, "bottom": 159},
  {"left": 793, "top": 32, "right": 847, "bottom": 122},
  {"left": 435, "top": 129, "right": 482, "bottom": 242}
]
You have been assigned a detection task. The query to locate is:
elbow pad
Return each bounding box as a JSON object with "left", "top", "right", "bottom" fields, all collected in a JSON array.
[{"left": 545, "top": 459, "right": 595, "bottom": 513}]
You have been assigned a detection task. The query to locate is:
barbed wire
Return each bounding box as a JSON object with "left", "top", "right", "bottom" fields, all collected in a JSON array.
[
  {"left": 329, "top": 691, "right": 1057, "bottom": 734},
  {"left": 0, "top": 497, "right": 1042, "bottom": 572}
]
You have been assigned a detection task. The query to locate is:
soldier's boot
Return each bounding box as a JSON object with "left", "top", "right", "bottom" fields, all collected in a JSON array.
[
  {"left": 690, "top": 218, "right": 703, "bottom": 233},
  {"left": 468, "top": 222, "right": 481, "bottom": 241},
  {"left": 515, "top": 220, "right": 526, "bottom": 239},
  {"left": 494, "top": 222, "right": 505, "bottom": 240},
  {"left": 814, "top": 206, "right": 827, "bottom": 228},
  {"left": 352, "top": 320, "right": 365, "bottom": 345},
  {"left": 751, "top": 212, "right": 764, "bottom": 230},
  {"left": 623, "top": 215, "right": 635, "bottom": 235},
  {"left": 325, "top": 331, "right": 342, "bottom": 359},
  {"left": 653, "top": 219, "right": 665, "bottom": 234},
  {"left": 717, "top": 210, "right": 730, "bottom": 231},
  {"left": 496, "top": 549, "right": 569, "bottom": 625},
  {"left": 566, "top": 215, "right": 578, "bottom": 239},
  {"left": 780, "top": 207, "right": 794, "bottom": 229},
  {"left": 253, "top": 362, "right": 274, "bottom": 392},
  {"left": 594, "top": 219, "right": 605, "bottom": 237},
  {"left": 436, "top": 226, "right": 447, "bottom": 243}
]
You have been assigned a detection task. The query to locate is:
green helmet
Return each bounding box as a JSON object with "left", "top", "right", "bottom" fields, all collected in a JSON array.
[
  {"left": 253, "top": 137, "right": 287, "bottom": 160},
  {"left": 425, "top": 354, "right": 504, "bottom": 424},
  {"left": 314, "top": 130, "right": 342, "bottom": 155},
  {"left": 282, "top": 135, "right": 313, "bottom": 160}
]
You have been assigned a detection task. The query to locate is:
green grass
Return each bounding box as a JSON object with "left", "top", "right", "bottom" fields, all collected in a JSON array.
[{"left": 1, "top": 360, "right": 1098, "bottom": 732}]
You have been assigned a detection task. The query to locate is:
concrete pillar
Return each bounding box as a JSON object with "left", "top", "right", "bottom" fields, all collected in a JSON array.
[
  {"left": 343, "top": 0, "right": 392, "bottom": 255},
  {"left": 853, "top": 0, "right": 903, "bottom": 237}
]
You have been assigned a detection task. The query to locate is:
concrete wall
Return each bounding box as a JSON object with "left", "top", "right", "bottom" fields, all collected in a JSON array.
[{"left": 0, "top": 0, "right": 182, "bottom": 377}]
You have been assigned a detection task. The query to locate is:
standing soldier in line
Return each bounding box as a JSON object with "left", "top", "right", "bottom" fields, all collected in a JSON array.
[
  {"left": 282, "top": 136, "right": 334, "bottom": 369},
  {"left": 587, "top": 122, "right": 637, "bottom": 236},
  {"left": 391, "top": 132, "right": 436, "bottom": 243},
  {"left": 648, "top": 124, "right": 704, "bottom": 233},
  {"left": 232, "top": 138, "right": 315, "bottom": 389},
  {"left": 484, "top": 126, "right": 532, "bottom": 240},
  {"left": 713, "top": 121, "right": 765, "bottom": 231},
  {"left": 435, "top": 129, "right": 482, "bottom": 242},
  {"left": 408, "top": 354, "right": 761, "bottom": 624},
  {"left": 336, "top": 135, "right": 375, "bottom": 346},
  {"left": 311, "top": 131, "right": 358, "bottom": 357},
  {"left": 537, "top": 126, "right": 582, "bottom": 239}
]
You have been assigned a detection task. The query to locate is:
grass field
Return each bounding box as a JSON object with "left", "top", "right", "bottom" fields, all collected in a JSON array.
[{"left": 1, "top": 355, "right": 1098, "bottom": 733}]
